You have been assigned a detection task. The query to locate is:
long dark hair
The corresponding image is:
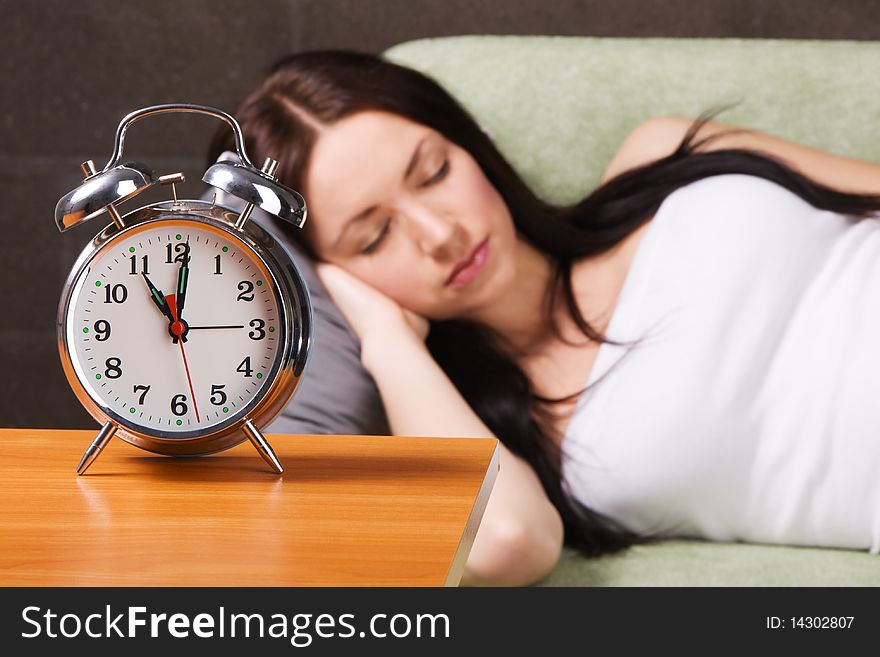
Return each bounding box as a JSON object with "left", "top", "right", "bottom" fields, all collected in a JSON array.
[{"left": 209, "top": 50, "right": 880, "bottom": 556}]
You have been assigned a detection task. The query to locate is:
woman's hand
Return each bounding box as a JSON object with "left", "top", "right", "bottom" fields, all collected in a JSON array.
[{"left": 315, "top": 263, "right": 430, "bottom": 359}]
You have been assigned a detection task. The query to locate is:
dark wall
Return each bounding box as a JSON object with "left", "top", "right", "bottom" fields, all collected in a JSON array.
[{"left": 3, "top": 0, "right": 879, "bottom": 428}]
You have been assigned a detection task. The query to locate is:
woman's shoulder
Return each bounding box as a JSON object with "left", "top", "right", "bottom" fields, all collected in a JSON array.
[
  {"left": 657, "top": 174, "right": 820, "bottom": 231},
  {"left": 599, "top": 116, "right": 694, "bottom": 184},
  {"left": 647, "top": 174, "right": 829, "bottom": 272},
  {"left": 660, "top": 173, "right": 802, "bottom": 211},
  {"left": 569, "top": 174, "right": 789, "bottom": 344}
]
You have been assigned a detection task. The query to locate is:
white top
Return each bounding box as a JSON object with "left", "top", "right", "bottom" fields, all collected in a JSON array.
[{"left": 562, "top": 174, "right": 880, "bottom": 553}]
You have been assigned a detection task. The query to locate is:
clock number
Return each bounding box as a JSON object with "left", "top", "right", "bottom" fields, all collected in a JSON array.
[
  {"left": 171, "top": 394, "right": 188, "bottom": 417},
  {"left": 103, "top": 284, "right": 128, "bottom": 304},
  {"left": 248, "top": 319, "right": 266, "bottom": 340},
  {"left": 210, "top": 384, "right": 227, "bottom": 406},
  {"left": 166, "top": 242, "right": 190, "bottom": 264},
  {"left": 237, "top": 280, "right": 254, "bottom": 301},
  {"left": 129, "top": 254, "right": 150, "bottom": 275},
  {"left": 94, "top": 319, "right": 111, "bottom": 342},
  {"left": 236, "top": 356, "right": 253, "bottom": 378},
  {"left": 104, "top": 357, "right": 122, "bottom": 379},
  {"left": 133, "top": 384, "right": 150, "bottom": 405},
  {"left": 214, "top": 254, "right": 223, "bottom": 275}
]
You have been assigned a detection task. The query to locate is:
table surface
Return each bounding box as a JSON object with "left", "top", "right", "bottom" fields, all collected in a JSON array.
[{"left": 0, "top": 428, "right": 498, "bottom": 586}]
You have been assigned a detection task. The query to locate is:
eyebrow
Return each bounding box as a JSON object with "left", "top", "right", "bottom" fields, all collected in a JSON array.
[{"left": 333, "top": 136, "right": 429, "bottom": 248}]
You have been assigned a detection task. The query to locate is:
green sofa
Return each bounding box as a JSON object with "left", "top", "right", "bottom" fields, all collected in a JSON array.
[{"left": 384, "top": 36, "right": 880, "bottom": 586}]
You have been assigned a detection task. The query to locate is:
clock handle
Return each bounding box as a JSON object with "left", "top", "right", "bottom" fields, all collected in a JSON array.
[
  {"left": 110, "top": 104, "right": 306, "bottom": 229},
  {"left": 105, "top": 104, "right": 258, "bottom": 172},
  {"left": 242, "top": 420, "right": 284, "bottom": 475},
  {"left": 56, "top": 103, "right": 307, "bottom": 232},
  {"left": 76, "top": 421, "right": 117, "bottom": 475}
]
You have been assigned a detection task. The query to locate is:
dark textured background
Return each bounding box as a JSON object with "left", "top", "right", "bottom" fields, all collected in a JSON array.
[{"left": 3, "top": 0, "right": 878, "bottom": 428}]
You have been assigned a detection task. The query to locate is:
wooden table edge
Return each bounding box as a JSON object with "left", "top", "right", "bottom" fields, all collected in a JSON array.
[{"left": 443, "top": 440, "right": 500, "bottom": 586}]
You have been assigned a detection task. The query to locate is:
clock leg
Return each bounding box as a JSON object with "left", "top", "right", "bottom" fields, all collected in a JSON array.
[
  {"left": 76, "top": 421, "right": 117, "bottom": 475},
  {"left": 242, "top": 420, "right": 284, "bottom": 474}
]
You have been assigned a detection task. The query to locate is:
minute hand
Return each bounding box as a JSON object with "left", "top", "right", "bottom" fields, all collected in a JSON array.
[{"left": 176, "top": 257, "right": 189, "bottom": 318}]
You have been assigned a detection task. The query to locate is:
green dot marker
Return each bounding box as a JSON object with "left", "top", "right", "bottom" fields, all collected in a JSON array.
[
  {"left": 95, "top": 281, "right": 102, "bottom": 287},
  {"left": 268, "top": 326, "right": 275, "bottom": 333},
  {"left": 95, "top": 374, "right": 102, "bottom": 380},
  {"left": 256, "top": 280, "right": 263, "bottom": 286},
  {"left": 256, "top": 373, "right": 263, "bottom": 379},
  {"left": 176, "top": 234, "right": 182, "bottom": 240},
  {"left": 129, "top": 408, "right": 135, "bottom": 413},
  {"left": 222, "top": 407, "right": 229, "bottom": 413},
  {"left": 176, "top": 419, "right": 182, "bottom": 425},
  {"left": 83, "top": 327, "right": 89, "bottom": 334},
  {"left": 222, "top": 246, "right": 228, "bottom": 253},
  {"left": 129, "top": 247, "right": 135, "bottom": 253}
]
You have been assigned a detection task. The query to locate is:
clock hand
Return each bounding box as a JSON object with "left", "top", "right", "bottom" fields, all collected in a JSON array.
[
  {"left": 141, "top": 272, "right": 175, "bottom": 324},
  {"left": 166, "top": 293, "right": 201, "bottom": 423},
  {"left": 188, "top": 324, "right": 245, "bottom": 330},
  {"left": 176, "top": 241, "right": 190, "bottom": 318}
]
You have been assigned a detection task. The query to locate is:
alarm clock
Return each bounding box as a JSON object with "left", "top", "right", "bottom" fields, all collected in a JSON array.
[{"left": 55, "top": 104, "right": 312, "bottom": 475}]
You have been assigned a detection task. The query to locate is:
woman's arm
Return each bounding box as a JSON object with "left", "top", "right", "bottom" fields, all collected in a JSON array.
[
  {"left": 317, "top": 265, "right": 564, "bottom": 587},
  {"left": 601, "top": 116, "right": 880, "bottom": 194},
  {"left": 362, "top": 330, "right": 564, "bottom": 586}
]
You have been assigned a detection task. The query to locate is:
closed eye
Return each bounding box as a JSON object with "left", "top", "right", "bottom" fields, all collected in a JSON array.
[
  {"left": 421, "top": 159, "right": 449, "bottom": 187},
  {"left": 360, "top": 218, "right": 392, "bottom": 255}
]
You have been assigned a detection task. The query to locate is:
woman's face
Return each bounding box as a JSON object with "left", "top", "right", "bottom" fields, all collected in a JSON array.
[{"left": 303, "top": 110, "right": 519, "bottom": 320}]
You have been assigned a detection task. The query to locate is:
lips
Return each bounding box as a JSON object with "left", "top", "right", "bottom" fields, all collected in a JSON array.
[{"left": 445, "top": 237, "right": 490, "bottom": 288}]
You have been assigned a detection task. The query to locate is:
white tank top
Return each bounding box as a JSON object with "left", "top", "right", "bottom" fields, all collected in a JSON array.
[{"left": 562, "top": 174, "right": 880, "bottom": 552}]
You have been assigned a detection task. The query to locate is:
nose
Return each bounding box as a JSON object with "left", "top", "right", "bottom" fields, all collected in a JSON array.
[{"left": 403, "top": 203, "right": 465, "bottom": 260}]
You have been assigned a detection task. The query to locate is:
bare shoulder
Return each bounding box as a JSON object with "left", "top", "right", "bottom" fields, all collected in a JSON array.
[{"left": 599, "top": 116, "right": 693, "bottom": 184}]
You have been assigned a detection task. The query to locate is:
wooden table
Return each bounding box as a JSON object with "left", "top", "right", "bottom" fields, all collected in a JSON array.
[{"left": 0, "top": 428, "right": 498, "bottom": 586}]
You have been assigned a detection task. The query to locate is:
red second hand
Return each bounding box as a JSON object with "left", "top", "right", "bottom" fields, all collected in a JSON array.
[{"left": 166, "top": 294, "right": 201, "bottom": 423}]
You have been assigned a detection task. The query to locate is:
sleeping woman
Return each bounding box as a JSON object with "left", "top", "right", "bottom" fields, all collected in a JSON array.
[{"left": 208, "top": 50, "right": 880, "bottom": 586}]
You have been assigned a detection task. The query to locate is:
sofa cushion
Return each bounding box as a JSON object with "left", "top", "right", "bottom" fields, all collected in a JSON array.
[{"left": 538, "top": 541, "right": 880, "bottom": 586}]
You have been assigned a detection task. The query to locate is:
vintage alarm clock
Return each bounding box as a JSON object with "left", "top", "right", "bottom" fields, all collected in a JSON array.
[{"left": 55, "top": 104, "right": 312, "bottom": 475}]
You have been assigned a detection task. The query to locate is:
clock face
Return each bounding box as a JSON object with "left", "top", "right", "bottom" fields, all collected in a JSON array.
[{"left": 65, "top": 217, "right": 285, "bottom": 438}]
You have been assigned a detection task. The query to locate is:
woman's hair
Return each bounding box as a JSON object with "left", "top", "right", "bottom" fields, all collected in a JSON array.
[{"left": 209, "top": 50, "right": 880, "bottom": 557}]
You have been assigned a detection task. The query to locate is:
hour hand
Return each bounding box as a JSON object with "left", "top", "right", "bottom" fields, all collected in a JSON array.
[{"left": 141, "top": 272, "right": 175, "bottom": 323}]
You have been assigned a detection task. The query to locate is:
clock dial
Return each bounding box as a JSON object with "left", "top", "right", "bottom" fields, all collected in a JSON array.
[{"left": 66, "top": 218, "right": 284, "bottom": 436}]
